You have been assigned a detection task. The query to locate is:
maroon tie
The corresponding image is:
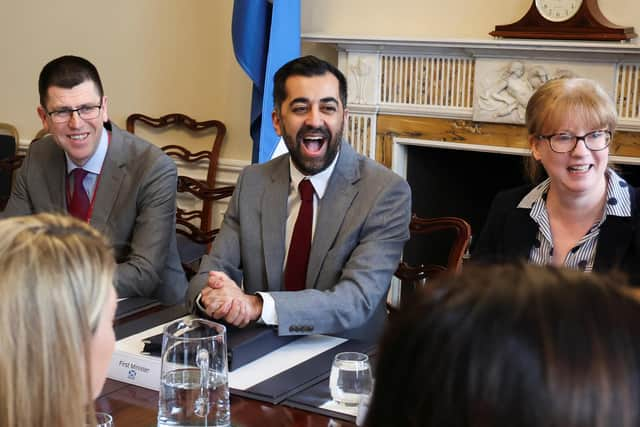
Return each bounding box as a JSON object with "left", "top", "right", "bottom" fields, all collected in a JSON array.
[
  {"left": 284, "top": 179, "right": 314, "bottom": 291},
  {"left": 68, "top": 168, "right": 90, "bottom": 220}
]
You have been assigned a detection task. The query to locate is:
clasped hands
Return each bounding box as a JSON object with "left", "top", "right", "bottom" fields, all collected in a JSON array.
[{"left": 201, "top": 271, "right": 263, "bottom": 327}]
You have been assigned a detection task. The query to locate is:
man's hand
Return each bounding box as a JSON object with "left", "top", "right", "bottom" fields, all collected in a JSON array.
[{"left": 201, "top": 271, "right": 263, "bottom": 327}]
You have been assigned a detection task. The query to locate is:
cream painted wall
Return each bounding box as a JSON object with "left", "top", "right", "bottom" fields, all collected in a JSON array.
[
  {"left": 1, "top": 1, "right": 638, "bottom": 163},
  {"left": 301, "top": 0, "right": 639, "bottom": 39}
]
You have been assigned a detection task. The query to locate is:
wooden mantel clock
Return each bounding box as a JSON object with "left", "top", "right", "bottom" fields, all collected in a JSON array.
[{"left": 490, "top": 0, "right": 636, "bottom": 41}]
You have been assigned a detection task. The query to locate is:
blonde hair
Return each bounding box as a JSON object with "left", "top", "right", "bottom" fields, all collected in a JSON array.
[
  {"left": 524, "top": 77, "right": 617, "bottom": 182},
  {"left": 0, "top": 214, "right": 115, "bottom": 427}
]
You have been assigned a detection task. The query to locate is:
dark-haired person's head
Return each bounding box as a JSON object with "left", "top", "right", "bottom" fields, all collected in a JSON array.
[
  {"left": 271, "top": 56, "right": 348, "bottom": 175},
  {"left": 273, "top": 55, "right": 347, "bottom": 112},
  {"left": 38, "top": 55, "right": 104, "bottom": 108},
  {"left": 36, "top": 55, "right": 108, "bottom": 167},
  {"left": 365, "top": 264, "right": 640, "bottom": 427}
]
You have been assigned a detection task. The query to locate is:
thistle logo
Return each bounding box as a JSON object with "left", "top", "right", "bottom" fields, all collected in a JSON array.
[{"left": 128, "top": 369, "right": 137, "bottom": 380}]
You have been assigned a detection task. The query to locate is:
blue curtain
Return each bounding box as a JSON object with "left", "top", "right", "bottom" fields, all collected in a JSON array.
[{"left": 232, "top": 0, "right": 301, "bottom": 163}]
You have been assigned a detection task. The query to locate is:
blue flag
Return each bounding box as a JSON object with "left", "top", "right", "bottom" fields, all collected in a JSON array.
[{"left": 232, "top": 0, "right": 301, "bottom": 163}]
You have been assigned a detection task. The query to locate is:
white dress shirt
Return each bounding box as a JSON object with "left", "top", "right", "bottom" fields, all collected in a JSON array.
[
  {"left": 197, "top": 153, "right": 340, "bottom": 324},
  {"left": 257, "top": 153, "right": 339, "bottom": 324}
]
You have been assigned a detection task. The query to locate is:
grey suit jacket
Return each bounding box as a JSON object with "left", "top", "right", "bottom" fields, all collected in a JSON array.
[
  {"left": 187, "top": 142, "right": 411, "bottom": 340},
  {"left": 3, "top": 122, "right": 187, "bottom": 304}
]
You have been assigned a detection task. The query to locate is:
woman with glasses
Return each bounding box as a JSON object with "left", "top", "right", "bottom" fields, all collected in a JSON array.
[
  {"left": 0, "top": 213, "right": 117, "bottom": 426},
  {"left": 473, "top": 77, "right": 640, "bottom": 283}
]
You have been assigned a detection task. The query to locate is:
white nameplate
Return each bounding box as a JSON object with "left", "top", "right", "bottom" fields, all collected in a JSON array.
[{"left": 108, "top": 317, "right": 345, "bottom": 392}]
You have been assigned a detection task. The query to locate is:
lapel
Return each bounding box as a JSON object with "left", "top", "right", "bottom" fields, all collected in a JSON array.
[
  {"left": 45, "top": 144, "right": 67, "bottom": 210},
  {"left": 261, "top": 156, "right": 290, "bottom": 291},
  {"left": 594, "top": 185, "right": 636, "bottom": 271},
  {"left": 89, "top": 123, "right": 126, "bottom": 234},
  {"left": 306, "top": 142, "right": 360, "bottom": 288},
  {"left": 503, "top": 207, "right": 539, "bottom": 261}
]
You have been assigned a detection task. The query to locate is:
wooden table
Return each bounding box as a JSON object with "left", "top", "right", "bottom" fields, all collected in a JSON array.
[
  {"left": 96, "top": 378, "right": 356, "bottom": 427},
  {"left": 105, "top": 302, "right": 356, "bottom": 426}
]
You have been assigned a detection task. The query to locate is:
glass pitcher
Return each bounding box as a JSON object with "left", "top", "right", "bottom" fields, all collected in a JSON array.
[{"left": 157, "top": 318, "right": 230, "bottom": 427}]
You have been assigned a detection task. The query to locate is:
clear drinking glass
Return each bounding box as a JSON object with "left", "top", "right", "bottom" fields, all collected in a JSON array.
[
  {"left": 157, "top": 318, "right": 230, "bottom": 427},
  {"left": 94, "top": 412, "right": 113, "bottom": 427},
  {"left": 329, "top": 352, "right": 373, "bottom": 407}
]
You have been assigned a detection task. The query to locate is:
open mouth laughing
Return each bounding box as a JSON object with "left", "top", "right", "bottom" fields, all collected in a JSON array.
[{"left": 298, "top": 127, "right": 331, "bottom": 156}]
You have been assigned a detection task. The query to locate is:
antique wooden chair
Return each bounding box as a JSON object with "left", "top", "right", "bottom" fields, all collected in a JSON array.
[
  {"left": 0, "top": 123, "right": 21, "bottom": 210},
  {"left": 126, "top": 113, "right": 234, "bottom": 276},
  {"left": 32, "top": 128, "right": 49, "bottom": 142},
  {"left": 389, "top": 215, "right": 472, "bottom": 314}
]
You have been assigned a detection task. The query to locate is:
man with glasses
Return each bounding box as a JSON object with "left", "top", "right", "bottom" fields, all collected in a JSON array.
[
  {"left": 2, "top": 55, "right": 187, "bottom": 304},
  {"left": 473, "top": 77, "right": 640, "bottom": 286}
]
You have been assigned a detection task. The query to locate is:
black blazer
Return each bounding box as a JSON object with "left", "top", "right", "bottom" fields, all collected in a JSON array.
[{"left": 472, "top": 184, "right": 640, "bottom": 285}]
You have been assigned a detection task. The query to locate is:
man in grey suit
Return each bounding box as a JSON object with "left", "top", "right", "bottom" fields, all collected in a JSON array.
[
  {"left": 187, "top": 56, "right": 411, "bottom": 339},
  {"left": 3, "top": 55, "right": 186, "bottom": 304}
]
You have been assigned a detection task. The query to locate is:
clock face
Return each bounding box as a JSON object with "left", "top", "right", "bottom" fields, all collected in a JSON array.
[{"left": 535, "top": 0, "right": 583, "bottom": 22}]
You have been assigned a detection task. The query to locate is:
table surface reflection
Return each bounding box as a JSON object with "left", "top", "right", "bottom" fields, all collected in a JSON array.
[{"left": 96, "top": 378, "right": 356, "bottom": 427}]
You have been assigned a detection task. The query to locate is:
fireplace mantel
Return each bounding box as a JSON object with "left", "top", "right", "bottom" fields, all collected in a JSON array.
[
  {"left": 303, "top": 34, "right": 640, "bottom": 170},
  {"left": 305, "top": 34, "right": 640, "bottom": 60}
]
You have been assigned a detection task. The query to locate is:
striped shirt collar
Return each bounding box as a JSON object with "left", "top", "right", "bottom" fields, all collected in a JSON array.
[
  {"left": 520, "top": 168, "right": 631, "bottom": 271},
  {"left": 517, "top": 168, "right": 632, "bottom": 218}
]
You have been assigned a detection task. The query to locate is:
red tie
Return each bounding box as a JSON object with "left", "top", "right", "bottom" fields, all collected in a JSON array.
[
  {"left": 68, "top": 168, "right": 90, "bottom": 220},
  {"left": 284, "top": 179, "right": 314, "bottom": 291}
]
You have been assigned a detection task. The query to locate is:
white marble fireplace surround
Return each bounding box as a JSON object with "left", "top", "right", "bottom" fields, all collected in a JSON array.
[
  {"left": 303, "top": 35, "right": 640, "bottom": 303},
  {"left": 303, "top": 34, "right": 640, "bottom": 176}
]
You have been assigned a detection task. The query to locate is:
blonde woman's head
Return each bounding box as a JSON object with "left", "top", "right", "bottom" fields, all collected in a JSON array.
[
  {"left": 525, "top": 77, "right": 616, "bottom": 137},
  {"left": 524, "top": 77, "right": 617, "bottom": 183},
  {"left": 0, "top": 213, "right": 116, "bottom": 427}
]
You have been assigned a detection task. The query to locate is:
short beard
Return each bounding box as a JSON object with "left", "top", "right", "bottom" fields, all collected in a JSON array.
[{"left": 283, "top": 123, "right": 343, "bottom": 176}]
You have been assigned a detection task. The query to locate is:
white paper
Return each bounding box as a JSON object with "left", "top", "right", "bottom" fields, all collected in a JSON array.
[
  {"left": 229, "top": 335, "right": 346, "bottom": 390},
  {"left": 108, "top": 317, "right": 346, "bottom": 393}
]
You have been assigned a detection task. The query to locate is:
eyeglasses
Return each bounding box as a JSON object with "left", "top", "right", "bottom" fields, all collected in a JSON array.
[
  {"left": 46, "top": 104, "right": 102, "bottom": 123},
  {"left": 536, "top": 129, "right": 612, "bottom": 153}
]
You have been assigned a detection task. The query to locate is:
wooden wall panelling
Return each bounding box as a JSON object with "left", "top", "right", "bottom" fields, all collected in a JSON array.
[{"left": 375, "top": 115, "right": 640, "bottom": 168}]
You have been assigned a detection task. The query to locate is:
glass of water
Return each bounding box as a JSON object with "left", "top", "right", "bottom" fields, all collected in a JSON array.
[
  {"left": 94, "top": 412, "right": 113, "bottom": 427},
  {"left": 329, "top": 352, "right": 373, "bottom": 407},
  {"left": 158, "top": 318, "right": 230, "bottom": 427}
]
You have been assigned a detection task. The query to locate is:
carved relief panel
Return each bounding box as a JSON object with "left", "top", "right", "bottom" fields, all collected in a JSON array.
[
  {"left": 343, "top": 52, "right": 378, "bottom": 105},
  {"left": 473, "top": 59, "right": 614, "bottom": 125}
]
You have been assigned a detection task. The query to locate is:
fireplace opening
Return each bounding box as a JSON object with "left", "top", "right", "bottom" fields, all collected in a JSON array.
[
  {"left": 402, "top": 144, "right": 640, "bottom": 266},
  {"left": 404, "top": 145, "right": 527, "bottom": 265}
]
